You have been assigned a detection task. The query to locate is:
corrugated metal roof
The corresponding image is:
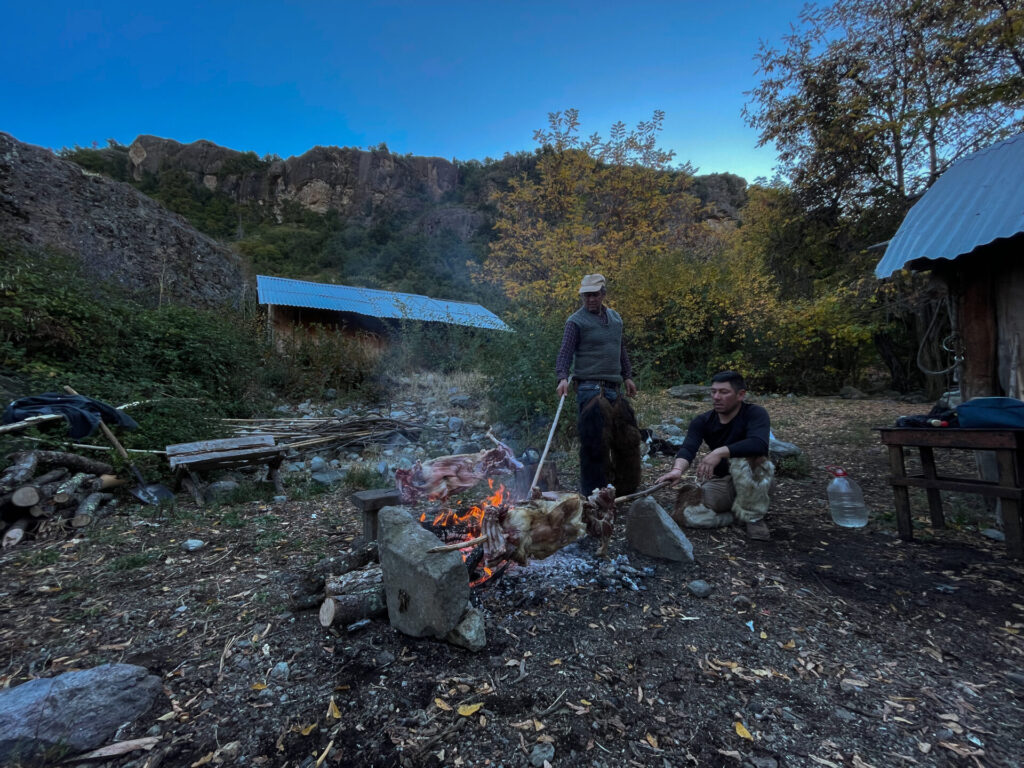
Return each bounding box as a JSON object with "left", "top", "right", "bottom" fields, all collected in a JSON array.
[
  {"left": 256, "top": 275, "right": 511, "bottom": 332},
  {"left": 875, "top": 132, "right": 1024, "bottom": 278}
]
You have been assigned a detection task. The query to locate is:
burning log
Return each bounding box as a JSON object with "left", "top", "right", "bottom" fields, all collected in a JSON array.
[{"left": 394, "top": 439, "right": 523, "bottom": 504}]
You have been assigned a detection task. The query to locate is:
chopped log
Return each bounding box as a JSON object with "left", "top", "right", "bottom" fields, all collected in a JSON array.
[
  {"left": 10, "top": 486, "right": 41, "bottom": 508},
  {"left": 24, "top": 451, "right": 113, "bottom": 476},
  {"left": 72, "top": 492, "right": 114, "bottom": 523},
  {"left": 2, "top": 517, "right": 31, "bottom": 548},
  {"left": 89, "top": 474, "right": 127, "bottom": 491},
  {"left": 30, "top": 502, "right": 56, "bottom": 519},
  {"left": 33, "top": 468, "right": 70, "bottom": 486},
  {"left": 324, "top": 563, "right": 383, "bottom": 596},
  {"left": 318, "top": 592, "right": 386, "bottom": 628},
  {"left": 309, "top": 542, "right": 379, "bottom": 579},
  {"left": 71, "top": 497, "right": 118, "bottom": 528},
  {"left": 0, "top": 452, "right": 39, "bottom": 492},
  {"left": 53, "top": 473, "right": 93, "bottom": 505}
]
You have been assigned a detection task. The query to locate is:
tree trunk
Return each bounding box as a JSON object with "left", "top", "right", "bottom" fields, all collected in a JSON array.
[{"left": 71, "top": 497, "right": 118, "bottom": 528}]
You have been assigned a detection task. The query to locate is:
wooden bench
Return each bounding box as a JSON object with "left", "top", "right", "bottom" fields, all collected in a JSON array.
[
  {"left": 166, "top": 435, "right": 286, "bottom": 506},
  {"left": 877, "top": 427, "right": 1024, "bottom": 558}
]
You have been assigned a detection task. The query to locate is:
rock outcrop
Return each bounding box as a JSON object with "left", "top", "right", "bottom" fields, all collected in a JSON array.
[
  {"left": 0, "top": 132, "right": 246, "bottom": 309},
  {"left": 126, "top": 135, "right": 486, "bottom": 240}
]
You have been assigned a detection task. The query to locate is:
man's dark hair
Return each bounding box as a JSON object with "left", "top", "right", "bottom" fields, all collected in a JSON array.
[{"left": 711, "top": 370, "right": 746, "bottom": 392}]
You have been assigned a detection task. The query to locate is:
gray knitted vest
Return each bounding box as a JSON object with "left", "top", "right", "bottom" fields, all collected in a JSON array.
[{"left": 568, "top": 306, "right": 623, "bottom": 383}]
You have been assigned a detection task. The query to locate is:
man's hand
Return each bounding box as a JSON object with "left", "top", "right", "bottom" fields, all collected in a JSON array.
[
  {"left": 624, "top": 378, "right": 637, "bottom": 397},
  {"left": 657, "top": 458, "right": 689, "bottom": 485},
  {"left": 696, "top": 447, "right": 729, "bottom": 481},
  {"left": 556, "top": 378, "right": 570, "bottom": 397}
]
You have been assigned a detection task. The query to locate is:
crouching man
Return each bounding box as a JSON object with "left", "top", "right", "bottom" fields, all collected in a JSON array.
[{"left": 655, "top": 371, "right": 774, "bottom": 540}]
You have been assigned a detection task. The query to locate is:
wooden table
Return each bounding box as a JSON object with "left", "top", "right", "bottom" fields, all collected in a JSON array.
[{"left": 877, "top": 427, "right": 1024, "bottom": 558}]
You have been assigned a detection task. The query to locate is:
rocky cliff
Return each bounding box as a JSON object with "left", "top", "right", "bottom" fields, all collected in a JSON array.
[
  {"left": 127, "top": 136, "right": 487, "bottom": 240},
  {"left": 0, "top": 132, "right": 246, "bottom": 309}
]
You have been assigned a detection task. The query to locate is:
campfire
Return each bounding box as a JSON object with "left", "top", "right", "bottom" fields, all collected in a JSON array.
[{"left": 397, "top": 433, "right": 666, "bottom": 585}]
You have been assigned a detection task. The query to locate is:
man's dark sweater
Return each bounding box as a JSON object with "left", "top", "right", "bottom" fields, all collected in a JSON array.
[{"left": 675, "top": 402, "right": 770, "bottom": 477}]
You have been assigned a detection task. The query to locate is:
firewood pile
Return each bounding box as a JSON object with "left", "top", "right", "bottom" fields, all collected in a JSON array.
[
  {"left": 221, "top": 415, "right": 422, "bottom": 453},
  {"left": 0, "top": 450, "right": 125, "bottom": 548}
]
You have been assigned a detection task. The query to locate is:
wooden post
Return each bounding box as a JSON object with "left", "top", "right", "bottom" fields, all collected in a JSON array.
[
  {"left": 918, "top": 447, "right": 945, "bottom": 528},
  {"left": 887, "top": 444, "right": 914, "bottom": 541},
  {"left": 350, "top": 489, "right": 403, "bottom": 541}
]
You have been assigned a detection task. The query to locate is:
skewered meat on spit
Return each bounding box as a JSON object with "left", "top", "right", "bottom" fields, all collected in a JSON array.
[{"left": 395, "top": 439, "right": 523, "bottom": 504}]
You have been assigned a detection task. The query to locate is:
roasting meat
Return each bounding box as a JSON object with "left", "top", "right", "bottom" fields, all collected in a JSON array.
[
  {"left": 480, "top": 484, "right": 618, "bottom": 565},
  {"left": 395, "top": 441, "right": 523, "bottom": 503}
]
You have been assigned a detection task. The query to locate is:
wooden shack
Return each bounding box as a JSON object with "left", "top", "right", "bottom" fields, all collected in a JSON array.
[{"left": 876, "top": 134, "right": 1024, "bottom": 399}]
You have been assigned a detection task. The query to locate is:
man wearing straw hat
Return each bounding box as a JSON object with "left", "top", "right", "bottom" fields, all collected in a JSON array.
[{"left": 556, "top": 273, "right": 642, "bottom": 497}]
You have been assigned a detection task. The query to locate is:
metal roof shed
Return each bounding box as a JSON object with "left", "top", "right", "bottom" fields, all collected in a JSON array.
[
  {"left": 256, "top": 275, "right": 511, "bottom": 341},
  {"left": 875, "top": 133, "right": 1024, "bottom": 398}
]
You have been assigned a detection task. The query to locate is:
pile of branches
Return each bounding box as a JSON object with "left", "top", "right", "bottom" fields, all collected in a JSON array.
[
  {"left": 1, "top": 450, "right": 123, "bottom": 548},
  {"left": 221, "top": 415, "right": 422, "bottom": 453}
]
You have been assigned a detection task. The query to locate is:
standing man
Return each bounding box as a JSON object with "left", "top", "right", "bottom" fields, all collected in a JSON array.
[
  {"left": 656, "top": 371, "right": 774, "bottom": 540},
  {"left": 556, "top": 273, "right": 642, "bottom": 497}
]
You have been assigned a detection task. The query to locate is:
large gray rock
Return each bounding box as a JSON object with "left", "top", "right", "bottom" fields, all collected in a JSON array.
[
  {"left": 625, "top": 497, "right": 695, "bottom": 562},
  {"left": 668, "top": 384, "right": 710, "bottom": 400},
  {"left": 769, "top": 437, "right": 802, "bottom": 461},
  {"left": 378, "top": 506, "right": 470, "bottom": 639},
  {"left": 0, "top": 663, "right": 163, "bottom": 765}
]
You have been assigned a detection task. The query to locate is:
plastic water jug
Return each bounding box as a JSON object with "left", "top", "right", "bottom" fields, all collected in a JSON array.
[{"left": 826, "top": 466, "right": 868, "bottom": 528}]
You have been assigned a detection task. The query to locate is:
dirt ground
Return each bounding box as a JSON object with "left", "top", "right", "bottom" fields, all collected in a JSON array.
[{"left": 2, "top": 395, "right": 1023, "bottom": 768}]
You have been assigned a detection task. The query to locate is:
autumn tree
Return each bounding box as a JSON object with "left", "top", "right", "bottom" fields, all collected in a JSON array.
[
  {"left": 745, "top": 0, "right": 1024, "bottom": 213},
  {"left": 483, "top": 110, "right": 711, "bottom": 339}
]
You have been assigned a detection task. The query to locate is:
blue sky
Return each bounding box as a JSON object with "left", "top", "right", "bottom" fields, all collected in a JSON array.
[{"left": 2, "top": 1, "right": 808, "bottom": 181}]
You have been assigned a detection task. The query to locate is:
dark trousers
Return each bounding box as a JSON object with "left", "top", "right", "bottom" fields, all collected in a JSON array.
[{"left": 576, "top": 383, "right": 642, "bottom": 497}]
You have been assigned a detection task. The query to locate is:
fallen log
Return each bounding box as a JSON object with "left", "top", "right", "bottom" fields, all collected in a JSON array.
[
  {"left": 0, "top": 452, "right": 39, "bottom": 492},
  {"left": 2, "top": 517, "right": 31, "bottom": 548},
  {"left": 25, "top": 451, "right": 113, "bottom": 476}
]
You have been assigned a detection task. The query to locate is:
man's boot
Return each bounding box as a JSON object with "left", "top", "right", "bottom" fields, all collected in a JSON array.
[{"left": 746, "top": 518, "right": 771, "bottom": 541}]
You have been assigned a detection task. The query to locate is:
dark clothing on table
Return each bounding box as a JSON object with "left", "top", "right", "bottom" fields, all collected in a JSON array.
[
  {"left": 675, "top": 402, "right": 770, "bottom": 477},
  {"left": 2, "top": 393, "right": 138, "bottom": 439},
  {"left": 555, "top": 308, "right": 633, "bottom": 383}
]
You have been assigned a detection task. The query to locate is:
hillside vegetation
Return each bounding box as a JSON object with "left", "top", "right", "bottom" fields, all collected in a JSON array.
[{"left": 13, "top": 0, "right": 1020, "bottom": 436}]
